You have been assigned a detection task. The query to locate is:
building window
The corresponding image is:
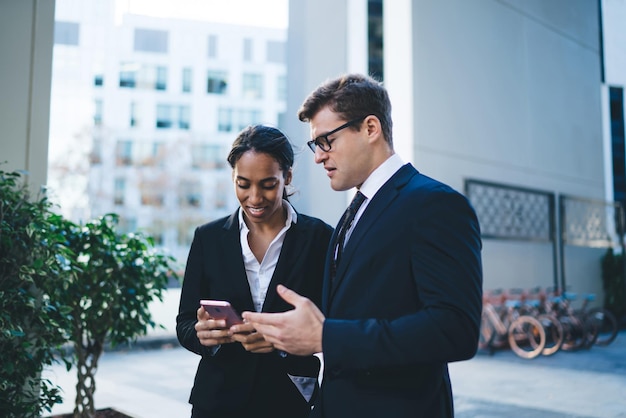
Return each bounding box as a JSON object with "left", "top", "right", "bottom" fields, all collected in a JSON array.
[
  {"left": 90, "top": 137, "right": 102, "bottom": 164},
  {"left": 177, "top": 218, "right": 200, "bottom": 247},
  {"left": 130, "top": 102, "right": 138, "bottom": 127},
  {"left": 118, "top": 216, "right": 137, "bottom": 234},
  {"left": 243, "top": 38, "right": 253, "bottom": 62},
  {"left": 182, "top": 68, "right": 192, "bottom": 93},
  {"left": 156, "top": 104, "right": 173, "bottom": 128},
  {"left": 140, "top": 183, "right": 165, "bottom": 207},
  {"left": 94, "top": 99, "right": 103, "bottom": 126},
  {"left": 277, "top": 112, "right": 286, "bottom": 130},
  {"left": 115, "top": 140, "right": 133, "bottom": 166},
  {"left": 277, "top": 75, "right": 286, "bottom": 101},
  {"left": 178, "top": 105, "right": 191, "bottom": 130},
  {"left": 114, "top": 178, "right": 126, "bottom": 205},
  {"left": 119, "top": 63, "right": 168, "bottom": 90},
  {"left": 207, "top": 35, "right": 218, "bottom": 58},
  {"left": 54, "top": 21, "right": 79, "bottom": 46},
  {"left": 242, "top": 73, "right": 263, "bottom": 99},
  {"left": 266, "top": 41, "right": 285, "bottom": 63},
  {"left": 153, "top": 142, "right": 165, "bottom": 166},
  {"left": 154, "top": 143, "right": 164, "bottom": 166},
  {"left": 94, "top": 75, "right": 104, "bottom": 86},
  {"left": 146, "top": 220, "right": 165, "bottom": 244},
  {"left": 119, "top": 63, "right": 137, "bottom": 88},
  {"left": 218, "top": 108, "right": 233, "bottom": 132},
  {"left": 156, "top": 104, "right": 190, "bottom": 129},
  {"left": 207, "top": 70, "right": 228, "bottom": 94},
  {"left": 134, "top": 28, "right": 168, "bottom": 53},
  {"left": 214, "top": 178, "right": 230, "bottom": 209},
  {"left": 179, "top": 180, "right": 202, "bottom": 208},
  {"left": 610, "top": 87, "right": 626, "bottom": 204},
  {"left": 155, "top": 66, "right": 167, "bottom": 90},
  {"left": 237, "top": 109, "right": 262, "bottom": 131},
  {"left": 136, "top": 142, "right": 164, "bottom": 166},
  {"left": 191, "top": 144, "right": 224, "bottom": 169},
  {"left": 368, "top": 0, "right": 384, "bottom": 81}
]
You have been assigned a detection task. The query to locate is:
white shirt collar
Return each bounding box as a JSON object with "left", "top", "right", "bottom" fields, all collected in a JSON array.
[
  {"left": 358, "top": 153, "right": 405, "bottom": 200},
  {"left": 238, "top": 200, "right": 297, "bottom": 312}
]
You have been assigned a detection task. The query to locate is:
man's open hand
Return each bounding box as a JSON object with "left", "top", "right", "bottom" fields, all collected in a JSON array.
[{"left": 242, "top": 285, "right": 325, "bottom": 356}]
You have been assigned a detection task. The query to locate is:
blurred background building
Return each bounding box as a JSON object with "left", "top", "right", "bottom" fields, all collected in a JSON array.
[
  {"left": 2, "top": 0, "right": 625, "bottom": 307},
  {"left": 48, "top": 0, "right": 287, "bottom": 264}
]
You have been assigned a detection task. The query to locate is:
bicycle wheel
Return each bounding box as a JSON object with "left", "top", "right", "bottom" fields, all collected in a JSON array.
[
  {"left": 537, "top": 314, "right": 563, "bottom": 356},
  {"left": 582, "top": 313, "right": 599, "bottom": 349},
  {"left": 559, "top": 314, "right": 588, "bottom": 351},
  {"left": 507, "top": 315, "right": 546, "bottom": 359},
  {"left": 586, "top": 308, "right": 618, "bottom": 346},
  {"left": 478, "top": 312, "right": 495, "bottom": 352}
]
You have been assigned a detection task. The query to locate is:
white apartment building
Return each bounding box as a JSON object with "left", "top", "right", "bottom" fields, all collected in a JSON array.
[{"left": 48, "top": 1, "right": 288, "bottom": 264}]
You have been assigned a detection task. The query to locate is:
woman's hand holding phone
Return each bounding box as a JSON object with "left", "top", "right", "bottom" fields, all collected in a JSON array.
[
  {"left": 194, "top": 306, "right": 235, "bottom": 347},
  {"left": 196, "top": 300, "right": 273, "bottom": 352}
]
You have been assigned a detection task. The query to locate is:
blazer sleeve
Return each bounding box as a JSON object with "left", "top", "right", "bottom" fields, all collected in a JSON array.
[
  {"left": 322, "top": 187, "right": 483, "bottom": 373},
  {"left": 176, "top": 226, "right": 211, "bottom": 356}
]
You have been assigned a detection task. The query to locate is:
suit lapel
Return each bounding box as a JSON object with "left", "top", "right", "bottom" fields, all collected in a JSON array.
[
  {"left": 221, "top": 211, "right": 256, "bottom": 312},
  {"left": 261, "top": 215, "right": 311, "bottom": 312},
  {"left": 328, "top": 164, "right": 418, "bottom": 301}
]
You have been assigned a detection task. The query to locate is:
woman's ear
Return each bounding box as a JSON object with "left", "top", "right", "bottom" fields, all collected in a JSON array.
[{"left": 284, "top": 168, "right": 293, "bottom": 186}]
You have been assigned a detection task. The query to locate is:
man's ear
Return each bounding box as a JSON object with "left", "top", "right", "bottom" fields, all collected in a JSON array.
[{"left": 364, "top": 115, "right": 383, "bottom": 142}]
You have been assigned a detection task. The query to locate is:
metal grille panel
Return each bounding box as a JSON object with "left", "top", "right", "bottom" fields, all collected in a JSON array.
[
  {"left": 560, "top": 195, "right": 624, "bottom": 248},
  {"left": 465, "top": 180, "right": 554, "bottom": 242}
]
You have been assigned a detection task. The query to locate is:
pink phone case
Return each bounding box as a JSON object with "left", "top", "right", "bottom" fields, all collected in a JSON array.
[{"left": 200, "top": 300, "right": 243, "bottom": 326}]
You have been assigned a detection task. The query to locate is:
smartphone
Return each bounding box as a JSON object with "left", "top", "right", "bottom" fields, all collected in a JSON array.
[{"left": 200, "top": 300, "right": 243, "bottom": 327}]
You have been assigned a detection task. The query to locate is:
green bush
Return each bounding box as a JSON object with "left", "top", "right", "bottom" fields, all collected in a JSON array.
[
  {"left": 53, "top": 213, "right": 178, "bottom": 417},
  {"left": 601, "top": 248, "right": 626, "bottom": 323},
  {"left": 1, "top": 167, "right": 179, "bottom": 417},
  {"left": 0, "top": 169, "right": 73, "bottom": 417}
]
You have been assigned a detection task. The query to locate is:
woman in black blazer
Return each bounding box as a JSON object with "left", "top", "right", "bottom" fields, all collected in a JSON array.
[{"left": 176, "top": 125, "right": 332, "bottom": 418}]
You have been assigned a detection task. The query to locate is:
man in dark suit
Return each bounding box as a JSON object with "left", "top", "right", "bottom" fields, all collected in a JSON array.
[{"left": 243, "top": 73, "right": 483, "bottom": 418}]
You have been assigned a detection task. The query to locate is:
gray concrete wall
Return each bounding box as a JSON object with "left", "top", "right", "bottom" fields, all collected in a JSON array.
[
  {"left": 285, "top": 0, "right": 368, "bottom": 226},
  {"left": 409, "top": 0, "right": 602, "bottom": 197},
  {"left": 288, "top": 0, "right": 606, "bottom": 294},
  {"left": 407, "top": 0, "right": 604, "bottom": 293}
]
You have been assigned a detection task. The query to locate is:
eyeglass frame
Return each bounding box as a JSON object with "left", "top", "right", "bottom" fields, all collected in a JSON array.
[{"left": 306, "top": 116, "right": 367, "bottom": 153}]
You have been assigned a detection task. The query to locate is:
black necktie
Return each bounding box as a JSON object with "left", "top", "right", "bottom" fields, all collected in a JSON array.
[{"left": 331, "top": 191, "right": 366, "bottom": 280}]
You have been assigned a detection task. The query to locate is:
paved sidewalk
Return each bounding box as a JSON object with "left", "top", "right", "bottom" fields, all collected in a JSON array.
[
  {"left": 452, "top": 340, "right": 626, "bottom": 418},
  {"left": 42, "top": 290, "right": 626, "bottom": 417}
]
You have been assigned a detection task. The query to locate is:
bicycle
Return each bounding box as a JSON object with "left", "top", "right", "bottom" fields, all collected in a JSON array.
[
  {"left": 479, "top": 291, "right": 546, "bottom": 359},
  {"left": 577, "top": 293, "right": 619, "bottom": 347},
  {"left": 549, "top": 291, "right": 593, "bottom": 351},
  {"left": 520, "top": 287, "right": 564, "bottom": 356}
]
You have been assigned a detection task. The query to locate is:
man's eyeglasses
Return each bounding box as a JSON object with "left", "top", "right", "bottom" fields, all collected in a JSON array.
[{"left": 306, "top": 116, "right": 366, "bottom": 153}]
